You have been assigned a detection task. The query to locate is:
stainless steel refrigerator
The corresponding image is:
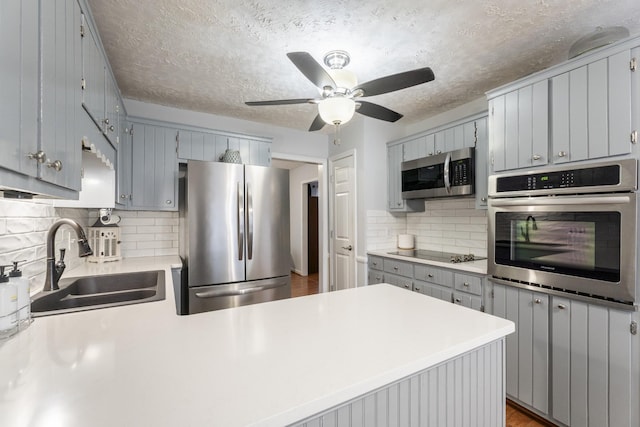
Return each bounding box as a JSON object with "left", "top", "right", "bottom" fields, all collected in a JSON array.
[{"left": 178, "top": 160, "right": 290, "bottom": 314}]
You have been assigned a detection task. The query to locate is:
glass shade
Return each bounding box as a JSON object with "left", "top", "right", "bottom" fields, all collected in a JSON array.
[{"left": 318, "top": 97, "right": 356, "bottom": 125}]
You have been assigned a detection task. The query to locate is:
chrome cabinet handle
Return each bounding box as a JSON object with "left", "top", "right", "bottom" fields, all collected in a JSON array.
[
  {"left": 557, "top": 151, "right": 567, "bottom": 158},
  {"left": 532, "top": 154, "right": 542, "bottom": 160},
  {"left": 46, "top": 160, "right": 63, "bottom": 171},
  {"left": 558, "top": 304, "right": 567, "bottom": 309},
  {"left": 480, "top": 197, "right": 487, "bottom": 202},
  {"left": 436, "top": 150, "right": 442, "bottom": 154},
  {"left": 463, "top": 282, "right": 470, "bottom": 287},
  {"left": 165, "top": 200, "right": 171, "bottom": 205},
  {"left": 454, "top": 298, "right": 462, "bottom": 303},
  {"left": 342, "top": 245, "right": 353, "bottom": 251},
  {"left": 428, "top": 274, "right": 433, "bottom": 278},
  {"left": 108, "top": 125, "right": 115, "bottom": 132},
  {"left": 120, "top": 194, "right": 127, "bottom": 199},
  {"left": 28, "top": 150, "right": 46, "bottom": 163},
  {"left": 534, "top": 298, "right": 542, "bottom": 304},
  {"left": 404, "top": 284, "right": 410, "bottom": 289},
  {"left": 103, "top": 118, "right": 110, "bottom": 125}
]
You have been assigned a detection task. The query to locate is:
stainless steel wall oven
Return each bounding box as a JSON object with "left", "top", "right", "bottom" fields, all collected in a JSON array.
[{"left": 488, "top": 159, "right": 638, "bottom": 308}]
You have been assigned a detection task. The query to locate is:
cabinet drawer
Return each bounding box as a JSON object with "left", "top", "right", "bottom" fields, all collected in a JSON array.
[
  {"left": 453, "top": 292, "right": 482, "bottom": 311},
  {"left": 454, "top": 273, "right": 483, "bottom": 296},
  {"left": 368, "top": 270, "right": 385, "bottom": 285},
  {"left": 384, "top": 273, "right": 413, "bottom": 291},
  {"left": 368, "top": 255, "right": 384, "bottom": 271},
  {"left": 383, "top": 259, "right": 413, "bottom": 278},
  {"left": 414, "top": 265, "right": 453, "bottom": 287},
  {"left": 416, "top": 279, "right": 452, "bottom": 303}
]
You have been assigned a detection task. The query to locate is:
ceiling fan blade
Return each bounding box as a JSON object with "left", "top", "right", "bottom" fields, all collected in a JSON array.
[
  {"left": 353, "top": 67, "right": 435, "bottom": 97},
  {"left": 245, "top": 98, "right": 315, "bottom": 106},
  {"left": 287, "top": 52, "right": 336, "bottom": 90},
  {"left": 356, "top": 101, "right": 403, "bottom": 122},
  {"left": 308, "top": 114, "right": 326, "bottom": 131}
]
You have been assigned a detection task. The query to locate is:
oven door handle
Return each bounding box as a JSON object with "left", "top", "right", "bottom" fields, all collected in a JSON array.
[
  {"left": 489, "top": 195, "right": 632, "bottom": 207},
  {"left": 443, "top": 152, "right": 452, "bottom": 193}
]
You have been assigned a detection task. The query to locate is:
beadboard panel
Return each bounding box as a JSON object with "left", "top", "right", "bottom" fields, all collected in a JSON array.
[{"left": 290, "top": 339, "right": 505, "bottom": 427}]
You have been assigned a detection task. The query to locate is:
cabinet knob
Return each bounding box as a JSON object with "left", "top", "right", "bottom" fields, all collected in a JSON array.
[
  {"left": 165, "top": 200, "right": 172, "bottom": 205},
  {"left": 454, "top": 298, "right": 462, "bottom": 303},
  {"left": 463, "top": 282, "right": 469, "bottom": 287},
  {"left": 372, "top": 262, "right": 377, "bottom": 266},
  {"left": 534, "top": 298, "right": 542, "bottom": 304},
  {"left": 428, "top": 274, "right": 433, "bottom": 278},
  {"left": 558, "top": 303, "right": 567, "bottom": 309},
  {"left": 397, "top": 202, "right": 402, "bottom": 206},
  {"left": 108, "top": 125, "right": 115, "bottom": 132},
  {"left": 428, "top": 152, "right": 433, "bottom": 156},
  {"left": 393, "top": 266, "right": 398, "bottom": 270},
  {"left": 532, "top": 154, "right": 542, "bottom": 161},
  {"left": 436, "top": 150, "right": 442, "bottom": 154},
  {"left": 480, "top": 197, "right": 487, "bottom": 202},
  {"left": 46, "top": 160, "right": 63, "bottom": 172},
  {"left": 404, "top": 284, "right": 409, "bottom": 289},
  {"left": 28, "top": 150, "right": 46, "bottom": 163},
  {"left": 557, "top": 151, "right": 567, "bottom": 158},
  {"left": 103, "top": 118, "right": 110, "bottom": 125}
]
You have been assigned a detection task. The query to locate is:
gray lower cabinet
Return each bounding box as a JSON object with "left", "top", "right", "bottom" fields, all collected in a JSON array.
[
  {"left": 367, "top": 254, "right": 486, "bottom": 311},
  {"left": 129, "top": 122, "right": 178, "bottom": 210},
  {"left": 178, "top": 130, "right": 272, "bottom": 167},
  {"left": 550, "top": 296, "right": 639, "bottom": 427},
  {"left": 492, "top": 282, "right": 640, "bottom": 426}
]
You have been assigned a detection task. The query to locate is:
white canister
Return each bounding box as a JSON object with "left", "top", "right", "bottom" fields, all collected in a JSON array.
[{"left": 397, "top": 234, "right": 415, "bottom": 249}]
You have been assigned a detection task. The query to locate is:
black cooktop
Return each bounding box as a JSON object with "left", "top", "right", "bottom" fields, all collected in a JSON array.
[{"left": 388, "top": 249, "right": 486, "bottom": 263}]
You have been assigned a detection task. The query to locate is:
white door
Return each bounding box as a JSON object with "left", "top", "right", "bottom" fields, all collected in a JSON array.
[{"left": 330, "top": 153, "right": 355, "bottom": 291}]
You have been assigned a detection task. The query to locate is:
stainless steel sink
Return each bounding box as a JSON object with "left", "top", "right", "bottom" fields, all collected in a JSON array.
[{"left": 31, "top": 270, "right": 165, "bottom": 317}]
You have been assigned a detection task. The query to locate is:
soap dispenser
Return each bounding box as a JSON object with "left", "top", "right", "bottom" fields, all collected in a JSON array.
[
  {"left": 9, "top": 261, "right": 30, "bottom": 330},
  {"left": 0, "top": 265, "right": 18, "bottom": 339}
]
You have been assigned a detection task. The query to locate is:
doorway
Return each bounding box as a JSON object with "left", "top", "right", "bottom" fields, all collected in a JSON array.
[{"left": 307, "top": 181, "right": 319, "bottom": 275}]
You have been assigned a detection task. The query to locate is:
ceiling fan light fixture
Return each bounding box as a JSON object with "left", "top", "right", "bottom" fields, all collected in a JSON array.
[{"left": 318, "top": 97, "right": 355, "bottom": 125}]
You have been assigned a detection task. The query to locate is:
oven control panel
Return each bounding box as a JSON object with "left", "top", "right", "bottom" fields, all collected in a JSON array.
[{"left": 496, "top": 164, "right": 620, "bottom": 193}]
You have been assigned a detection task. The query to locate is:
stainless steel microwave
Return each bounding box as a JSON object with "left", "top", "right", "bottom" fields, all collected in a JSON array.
[{"left": 401, "top": 147, "right": 474, "bottom": 199}]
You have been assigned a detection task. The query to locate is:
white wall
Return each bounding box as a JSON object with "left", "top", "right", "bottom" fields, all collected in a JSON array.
[
  {"left": 288, "top": 164, "right": 320, "bottom": 275},
  {"left": 124, "top": 99, "right": 331, "bottom": 160}
]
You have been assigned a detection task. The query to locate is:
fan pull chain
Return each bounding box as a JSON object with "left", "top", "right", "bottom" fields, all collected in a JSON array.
[{"left": 333, "top": 122, "right": 341, "bottom": 145}]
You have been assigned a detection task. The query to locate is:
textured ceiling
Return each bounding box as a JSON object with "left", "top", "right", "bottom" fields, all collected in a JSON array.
[{"left": 87, "top": 0, "right": 640, "bottom": 132}]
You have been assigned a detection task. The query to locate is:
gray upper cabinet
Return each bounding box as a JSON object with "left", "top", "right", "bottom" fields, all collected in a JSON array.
[
  {"left": 0, "top": 0, "right": 39, "bottom": 180},
  {"left": 488, "top": 36, "right": 640, "bottom": 173},
  {"left": 178, "top": 130, "right": 272, "bottom": 167},
  {"left": 386, "top": 143, "right": 424, "bottom": 212},
  {"left": 81, "top": 14, "right": 106, "bottom": 133},
  {"left": 550, "top": 50, "right": 633, "bottom": 163},
  {"left": 130, "top": 122, "right": 178, "bottom": 210},
  {"left": 474, "top": 116, "right": 489, "bottom": 208},
  {"left": 116, "top": 122, "right": 132, "bottom": 207},
  {"left": 489, "top": 80, "right": 549, "bottom": 172},
  {"left": 39, "top": 0, "right": 83, "bottom": 191}
]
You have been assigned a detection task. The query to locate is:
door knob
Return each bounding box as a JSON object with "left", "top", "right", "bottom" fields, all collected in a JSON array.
[{"left": 342, "top": 245, "right": 353, "bottom": 251}]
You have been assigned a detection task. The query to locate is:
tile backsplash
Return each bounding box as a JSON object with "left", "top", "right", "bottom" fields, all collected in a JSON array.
[
  {"left": 0, "top": 199, "right": 180, "bottom": 295},
  {"left": 0, "top": 199, "right": 89, "bottom": 294},
  {"left": 367, "top": 198, "right": 488, "bottom": 257}
]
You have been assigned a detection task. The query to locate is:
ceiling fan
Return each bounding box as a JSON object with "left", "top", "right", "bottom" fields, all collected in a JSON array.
[{"left": 245, "top": 51, "right": 435, "bottom": 132}]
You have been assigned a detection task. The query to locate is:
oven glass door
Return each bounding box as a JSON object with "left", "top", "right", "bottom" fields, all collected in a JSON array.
[
  {"left": 494, "top": 211, "right": 620, "bottom": 282},
  {"left": 488, "top": 193, "right": 637, "bottom": 303}
]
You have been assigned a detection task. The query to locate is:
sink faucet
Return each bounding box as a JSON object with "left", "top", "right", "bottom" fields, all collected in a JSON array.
[
  {"left": 43, "top": 219, "right": 93, "bottom": 291},
  {"left": 520, "top": 215, "right": 538, "bottom": 243}
]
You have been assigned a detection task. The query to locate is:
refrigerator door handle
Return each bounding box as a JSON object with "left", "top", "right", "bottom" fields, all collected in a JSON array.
[
  {"left": 238, "top": 181, "right": 244, "bottom": 260},
  {"left": 247, "top": 182, "right": 254, "bottom": 260},
  {"left": 194, "top": 281, "right": 288, "bottom": 298}
]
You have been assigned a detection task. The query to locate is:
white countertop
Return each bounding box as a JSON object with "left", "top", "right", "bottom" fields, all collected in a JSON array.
[
  {"left": 0, "top": 256, "right": 512, "bottom": 427},
  {"left": 368, "top": 250, "right": 488, "bottom": 275}
]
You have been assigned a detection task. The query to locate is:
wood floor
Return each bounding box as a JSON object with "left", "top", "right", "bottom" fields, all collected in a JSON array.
[{"left": 290, "top": 272, "right": 552, "bottom": 427}]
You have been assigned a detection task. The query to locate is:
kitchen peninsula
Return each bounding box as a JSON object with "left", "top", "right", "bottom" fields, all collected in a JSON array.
[{"left": 0, "top": 257, "right": 513, "bottom": 426}]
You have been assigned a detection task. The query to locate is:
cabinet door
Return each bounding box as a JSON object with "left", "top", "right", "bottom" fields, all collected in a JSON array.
[
  {"left": 384, "top": 272, "right": 412, "bottom": 291},
  {"left": 452, "top": 292, "right": 482, "bottom": 311},
  {"left": 104, "top": 74, "right": 119, "bottom": 144},
  {"left": 551, "top": 298, "right": 637, "bottom": 427},
  {"left": 116, "top": 123, "right": 132, "bottom": 207},
  {"left": 130, "top": 123, "right": 178, "bottom": 210},
  {"left": 367, "top": 269, "right": 384, "bottom": 285},
  {"left": 248, "top": 139, "right": 271, "bottom": 166},
  {"left": 39, "top": 0, "right": 82, "bottom": 190},
  {"left": 387, "top": 143, "right": 403, "bottom": 210},
  {"left": 474, "top": 117, "right": 489, "bottom": 208},
  {"left": 489, "top": 81, "right": 548, "bottom": 172},
  {"left": 403, "top": 136, "right": 427, "bottom": 161},
  {"left": 492, "top": 284, "right": 549, "bottom": 415},
  {"left": 81, "top": 15, "right": 105, "bottom": 130},
  {"left": 0, "top": 0, "right": 39, "bottom": 177}
]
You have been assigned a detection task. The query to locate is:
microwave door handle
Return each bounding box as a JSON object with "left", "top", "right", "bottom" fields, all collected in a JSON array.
[{"left": 444, "top": 152, "right": 452, "bottom": 193}]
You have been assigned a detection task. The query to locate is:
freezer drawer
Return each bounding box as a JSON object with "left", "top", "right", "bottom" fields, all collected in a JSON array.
[{"left": 187, "top": 275, "right": 291, "bottom": 314}]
